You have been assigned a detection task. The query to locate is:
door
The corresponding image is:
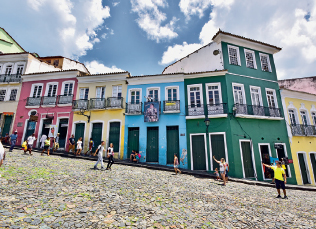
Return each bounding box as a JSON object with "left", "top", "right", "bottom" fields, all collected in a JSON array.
[
  {"left": 2, "top": 116, "right": 13, "bottom": 137},
  {"left": 167, "top": 126, "right": 179, "bottom": 164},
  {"left": 241, "top": 141, "right": 255, "bottom": 178},
  {"left": 91, "top": 123, "right": 102, "bottom": 151},
  {"left": 191, "top": 135, "right": 206, "bottom": 170},
  {"left": 260, "top": 145, "right": 272, "bottom": 179},
  {"left": 298, "top": 153, "right": 310, "bottom": 184},
  {"left": 58, "top": 119, "right": 68, "bottom": 148},
  {"left": 276, "top": 146, "right": 289, "bottom": 177},
  {"left": 41, "top": 119, "right": 52, "bottom": 137},
  {"left": 310, "top": 154, "right": 316, "bottom": 183},
  {"left": 210, "top": 134, "right": 226, "bottom": 171},
  {"left": 147, "top": 127, "right": 159, "bottom": 162},
  {"left": 128, "top": 127, "right": 139, "bottom": 154},
  {"left": 24, "top": 121, "right": 36, "bottom": 141},
  {"left": 75, "top": 123, "right": 85, "bottom": 148},
  {"left": 109, "top": 122, "right": 120, "bottom": 152}
]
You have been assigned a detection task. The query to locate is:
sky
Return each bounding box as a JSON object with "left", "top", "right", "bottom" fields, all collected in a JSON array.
[{"left": 0, "top": 0, "right": 315, "bottom": 79}]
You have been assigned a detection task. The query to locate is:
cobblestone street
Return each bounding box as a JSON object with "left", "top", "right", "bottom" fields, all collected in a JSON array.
[{"left": 0, "top": 151, "right": 315, "bottom": 229}]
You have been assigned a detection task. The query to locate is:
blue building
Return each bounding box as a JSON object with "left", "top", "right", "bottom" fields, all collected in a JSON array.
[{"left": 123, "top": 73, "right": 188, "bottom": 169}]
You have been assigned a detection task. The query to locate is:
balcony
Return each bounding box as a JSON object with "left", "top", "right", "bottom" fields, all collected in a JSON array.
[
  {"left": 42, "top": 96, "right": 57, "bottom": 106},
  {"left": 125, "top": 102, "right": 142, "bottom": 115},
  {"left": 291, "top": 124, "right": 316, "bottom": 136},
  {"left": 89, "top": 98, "right": 106, "bottom": 110},
  {"left": 235, "top": 104, "right": 283, "bottom": 119},
  {"left": 0, "top": 74, "right": 22, "bottom": 83},
  {"left": 107, "top": 97, "right": 123, "bottom": 109},
  {"left": 72, "top": 99, "right": 89, "bottom": 110},
  {"left": 186, "top": 104, "right": 204, "bottom": 116},
  {"left": 163, "top": 100, "right": 180, "bottom": 113},
  {"left": 57, "top": 95, "right": 73, "bottom": 105},
  {"left": 26, "top": 97, "right": 41, "bottom": 106},
  {"left": 207, "top": 103, "right": 228, "bottom": 116}
]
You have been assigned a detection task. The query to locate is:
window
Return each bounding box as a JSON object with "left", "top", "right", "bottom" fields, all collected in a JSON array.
[
  {"left": 166, "top": 87, "right": 178, "bottom": 101},
  {"left": 63, "top": 83, "right": 73, "bottom": 96},
  {"left": 228, "top": 45, "right": 240, "bottom": 66},
  {"left": 207, "top": 84, "right": 221, "bottom": 105},
  {"left": 250, "top": 86, "right": 262, "bottom": 106},
  {"left": 260, "top": 53, "right": 272, "bottom": 72},
  {"left": 96, "top": 87, "right": 105, "bottom": 98},
  {"left": 9, "top": 89, "right": 17, "bottom": 101},
  {"left": 5, "top": 65, "right": 13, "bottom": 75},
  {"left": 16, "top": 64, "right": 24, "bottom": 75},
  {"left": 266, "top": 89, "right": 276, "bottom": 108},
  {"left": 244, "top": 49, "right": 257, "bottom": 69},
  {"left": 47, "top": 84, "right": 57, "bottom": 97},
  {"left": 233, "top": 84, "right": 245, "bottom": 104},
  {"left": 300, "top": 111, "right": 309, "bottom": 126},
  {"left": 311, "top": 112, "right": 316, "bottom": 125},
  {"left": 147, "top": 88, "right": 159, "bottom": 102},
  {"left": 32, "top": 85, "right": 42, "bottom": 98},
  {"left": 112, "top": 85, "right": 122, "bottom": 97},
  {"left": 0, "top": 89, "right": 6, "bottom": 101},
  {"left": 79, "top": 88, "right": 89, "bottom": 100},
  {"left": 289, "top": 110, "right": 297, "bottom": 125},
  {"left": 0, "top": 65, "right": 2, "bottom": 73},
  {"left": 189, "top": 87, "right": 201, "bottom": 107},
  {"left": 53, "top": 60, "right": 59, "bottom": 67},
  {"left": 130, "top": 90, "right": 140, "bottom": 104}
]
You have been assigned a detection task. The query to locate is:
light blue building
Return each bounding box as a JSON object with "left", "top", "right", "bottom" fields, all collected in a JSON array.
[{"left": 123, "top": 73, "right": 188, "bottom": 169}]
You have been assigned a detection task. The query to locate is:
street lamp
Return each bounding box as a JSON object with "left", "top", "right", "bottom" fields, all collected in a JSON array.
[{"left": 204, "top": 117, "right": 210, "bottom": 135}]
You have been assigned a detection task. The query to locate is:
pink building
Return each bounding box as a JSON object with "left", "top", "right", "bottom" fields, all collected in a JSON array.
[{"left": 13, "top": 70, "right": 87, "bottom": 150}]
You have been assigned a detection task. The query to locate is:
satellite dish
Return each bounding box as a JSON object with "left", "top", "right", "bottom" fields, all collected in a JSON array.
[{"left": 213, "top": 50, "right": 220, "bottom": 55}]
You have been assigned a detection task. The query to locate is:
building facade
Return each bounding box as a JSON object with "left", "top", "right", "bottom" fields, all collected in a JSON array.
[
  {"left": 72, "top": 72, "right": 129, "bottom": 158},
  {"left": 163, "top": 30, "right": 297, "bottom": 183},
  {"left": 280, "top": 87, "right": 316, "bottom": 185},
  {"left": 0, "top": 27, "right": 25, "bottom": 54},
  {"left": 123, "top": 74, "right": 188, "bottom": 168}
]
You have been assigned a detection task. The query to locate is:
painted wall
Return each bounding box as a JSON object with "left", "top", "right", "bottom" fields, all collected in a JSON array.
[
  {"left": 123, "top": 81, "right": 188, "bottom": 168},
  {"left": 0, "top": 28, "right": 24, "bottom": 54},
  {"left": 279, "top": 77, "right": 316, "bottom": 95}
]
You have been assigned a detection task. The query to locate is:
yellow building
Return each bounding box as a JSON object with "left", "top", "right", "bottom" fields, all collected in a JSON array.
[
  {"left": 72, "top": 72, "right": 129, "bottom": 159},
  {"left": 281, "top": 88, "right": 316, "bottom": 185}
]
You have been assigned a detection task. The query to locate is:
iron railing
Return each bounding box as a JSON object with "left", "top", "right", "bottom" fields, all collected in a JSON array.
[
  {"left": 26, "top": 97, "right": 41, "bottom": 106},
  {"left": 0, "top": 74, "right": 22, "bottom": 83},
  {"left": 291, "top": 124, "right": 316, "bottom": 136},
  {"left": 234, "top": 104, "right": 283, "bottom": 118},
  {"left": 72, "top": 99, "right": 89, "bottom": 110},
  {"left": 89, "top": 98, "right": 106, "bottom": 109},
  {"left": 207, "top": 103, "right": 228, "bottom": 115},
  {"left": 125, "top": 102, "right": 142, "bottom": 114},
  {"left": 42, "top": 96, "right": 57, "bottom": 106},
  {"left": 57, "top": 95, "right": 73, "bottom": 104},
  {"left": 107, "top": 97, "right": 123, "bottom": 109},
  {"left": 163, "top": 100, "right": 180, "bottom": 112},
  {"left": 186, "top": 104, "right": 204, "bottom": 116}
]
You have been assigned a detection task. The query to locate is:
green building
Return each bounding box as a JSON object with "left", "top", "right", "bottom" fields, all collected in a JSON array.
[
  {"left": 163, "top": 30, "right": 297, "bottom": 184},
  {"left": 0, "top": 27, "right": 25, "bottom": 54}
]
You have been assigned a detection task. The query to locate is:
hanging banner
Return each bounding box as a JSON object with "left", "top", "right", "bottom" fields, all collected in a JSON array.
[
  {"left": 144, "top": 102, "right": 159, "bottom": 122},
  {"left": 48, "top": 125, "right": 58, "bottom": 138}
]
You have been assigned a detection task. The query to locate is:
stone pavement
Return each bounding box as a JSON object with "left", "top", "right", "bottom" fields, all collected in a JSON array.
[{"left": 0, "top": 150, "right": 315, "bottom": 229}]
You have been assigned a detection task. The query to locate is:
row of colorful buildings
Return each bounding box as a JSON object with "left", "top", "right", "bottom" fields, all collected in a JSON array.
[{"left": 1, "top": 27, "right": 316, "bottom": 186}]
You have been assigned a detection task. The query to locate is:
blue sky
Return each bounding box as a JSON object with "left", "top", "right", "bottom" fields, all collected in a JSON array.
[{"left": 1, "top": 0, "right": 315, "bottom": 79}]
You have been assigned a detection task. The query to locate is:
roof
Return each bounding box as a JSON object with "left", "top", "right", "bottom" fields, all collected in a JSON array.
[
  {"left": 212, "top": 29, "right": 282, "bottom": 51},
  {"left": 22, "top": 69, "right": 85, "bottom": 76},
  {"left": 132, "top": 70, "right": 227, "bottom": 78},
  {"left": 280, "top": 87, "right": 316, "bottom": 97},
  {"left": 0, "top": 27, "right": 26, "bottom": 52},
  {"left": 79, "top": 71, "right": 130, "bottom": 77},
  {"left": 279, "top": 76, "right": 316, "bottom": 82}
]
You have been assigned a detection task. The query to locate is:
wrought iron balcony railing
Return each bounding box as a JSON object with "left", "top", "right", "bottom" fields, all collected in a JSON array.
[
  {"left": 163, "top": 100, "right": 180, "bottom": 112},
  {"left": 72, "top": 99, "right": 89, "bottom": 110},
  {"left": 0, "top": 74, "right": 22, "bottom": 83},
  {"left": 26, "top": 97, "right": 41, "bottom": 106},
  {"left": 89, "top": 98, "right": 106, "bottom": 110},
  {"left": 107, "top": 97, "right": 123, "bottom": 109},
  {"left": 125, "top": 102, "right": 142, "bottom": 115},
  {"left": 57, "top": 95, "right": 73, "bottom": 104},
  {"left": 207, "top": 103, "right": 228, "bottom": 115},
  {"left": 186, "top": 104, "right": 204, "bottom": 116},
  {"left": 234, "top": 104, "right": 283, "bottom": 118},
  {"left": 42, "top": 96, "right": 57, "bottom": 106},
  {"left": 291, "top": 124, "right": 316, "bottom": 136}
]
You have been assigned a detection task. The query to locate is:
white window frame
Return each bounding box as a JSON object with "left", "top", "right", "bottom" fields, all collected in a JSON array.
[
  {"left": 187, "top": 84, "right": 203, "bottom": 106},
  {"left": 249, "top": 86, "right": 263, "bottom": 106},
  {"left": 95, "top": 86, "right": 106, "bottom": 99},
  {"left": 0, "top": 87, "right": 7, "bottom": 101},
  {"left": 128, "top": 88, "right": 142, "bottom": 104},
  {"left": 146, "top": 87, "right": 160, "bottom": 101},
  {"left": 311, "top": 111, "right": 316, "bottom": 125},
  {"left": 189, "top": 133, "right": 208, "bottom": 171},
  {"left": 299, "top": 109, "right": 310, "bottom": 125},
  {"left": 79, "top": 87, "right": 89, "bottom": 100},
  {"left": 13, "top": 62, "right": 26, "bottom": 74},
  {"left": 297, "top": 151, "right": 312, "bottom": 184},
  {"left": 239, "top": 139, "right": 257, "bottom": 179},
  {"left": 44, "top": 82, "right": 59, "bottom": 97},
  {"left": 7, "top": 87, "right": 19, "bottom": 101},
  {"left": 259, "top": 53, "right": 272, "bottom": 72},
  {"left": 258, "top": 143, "right": 272, "bottom": 180},
  {"left": 30, "top": 83, "right": 44, "bottom": 97},
  {"left": 0, "top": 64, "right": 3, "bottom": 73},
  {"left": 244, "top": 49, "right": 257, "bottom": 69},
  {"left": 275, "top": 143, "right": 291, "bottom": 178},
  {"left": 205, "top": 83, "right": 222, "bottom": 105},
  {"left": 209, "top": 132, "right": 228, "bottom": 171},
  {"left": 227, "top": 44, "right": 241, "bottom": 66},
  {"left": 112, "top": 85, "right": 122, "bottom": 98},
  {"left": 232, "top": 83, "right": 246, "bottom": 104},
  {"left": 265, "top": 88, "right": 278, "bottom": 108},
  {"left": 165, "top": 86, "right": 180, "bottom": 101},
  {"left": 309, "top": 152, "right": 316, "bottom": 184},
  {"left": 61, "top": 80, "right": 75, "bottom": 96},
  {"left": 288, "top": 109, "right": 299, "bottom": 125},
  {"left": 3, "top": 63, "right": 14, "bottom": 75}
]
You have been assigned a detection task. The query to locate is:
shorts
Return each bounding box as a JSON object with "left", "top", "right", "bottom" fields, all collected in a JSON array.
[
  {"left": 54, "top": 143, "right": 59, "bottom": 149},
  {"left": 69, "top": 144, "right": 75, "bottom": 151},
  {"left": 44, "top": 145, "right": 49, "bottom": 150},
  {"left": 27, "top": 144, "right": 33, "bottom": 150},
  {"left": 225, "top": 171, "right": 228, "bottom": 177},
  {"left": 174, "top": 164, "right": 178, "bottom": 168},
  {"left": 275, "top": 179, "right": 286, "bottom": 190},
  {"left": 220, "top": 171, "right": 225, "bottom": 175}
]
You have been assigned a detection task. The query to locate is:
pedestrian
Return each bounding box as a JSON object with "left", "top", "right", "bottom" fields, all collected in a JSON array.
[
  {"left": 262, "top": 161, "right": 287, "bottom": 199},
  {"left": 213, "top": 156, "right": 226, "bottom": 186},
  {"left": 106, "top": 143, "right": 114, "bottom": 170},
  {"left": 27, "top": 133, "right": 36, "bottom": 156},
  {"left": 174, "top": 154, "right": 181, "bottom": 174},
  {"left": 85, "top": 138, "right": 94, "bottom": 156},
  {"left": 4, "top": 133, "right": 9, "bottom": 144},
  {"left": 225, "top": 161, "right": 229, "bottom": 182},
  {"left": 130, "top": 149, "right": 136, "bottom": 162},
  {"left": 40, "top": 134, "right": 47, "bottom": 149},
  {"left": 0, "top": 141, "right": 4, "bottom": 177},
  {"left": 68, "top": 134, "right": 75, "bottom": 153},
  {"left": 75, "top": 137, "right": 83, "bottom": 156},
  {"left": 93, "top": 141, "right": 106, "bottom": 170},
  {"left": 41, "top": 137, "right": 50, "bottom": 156},
  {"left": 9, "top": 130, "right": 18, "bottom": 152},
  {"left": 22, "top": 140, "right": 27, "bottom": 154},
  {"left": 53, "top": 133, "right": 60, "bottom": 152},
  {"left": 214, "top": 168, "right": 220, "bottom": 181}
]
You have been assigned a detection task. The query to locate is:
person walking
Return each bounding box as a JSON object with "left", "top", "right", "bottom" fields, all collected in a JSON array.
[
  {"left": 262, "top": 161, "right": 287, "bottom": 199},
  {"left": 106, "top": 143, "right": 114, "bottom": 170},
  {"left": 68, "top": 134, "right": 76, "bottom": 153},
  {"left": 225, "top": 161, "right": 229, "bottom": 182},
  {"left": 75, "top": 137, "right": 83, "bottom": 156},
  {"left": 9, "top": 131, "right": 18, "bottom": 152},
  {"left": 53, "top": 133, "right": 60, "bottom": 152},
  {"left": 174, "top": 154, "right": 181, "bottom": 174},
  {"left": 40, "top": 134, "right": 47, "bottom": 149},
  {"left": 0, "top": 141, "right": 4, "bottom": 177},
  {"left": 27, "top": 133, "right": 36, "bottom": 156},
  {"left": 93, "top": 141, "right": 106, "bottom": 170},
  {"left": 41, "top": 137, "right": 51, "bottom": 156},
  {"left": 213, "top": 156, "right": 226, "bottom": 186},
  {"left": 85, "top": 138, "right": 94, "bottom": 156}
]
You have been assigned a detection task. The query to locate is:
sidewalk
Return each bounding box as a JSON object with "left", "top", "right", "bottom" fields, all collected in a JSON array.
[{"left": 4, "top": 144, "right": 316, "bottom": 192}]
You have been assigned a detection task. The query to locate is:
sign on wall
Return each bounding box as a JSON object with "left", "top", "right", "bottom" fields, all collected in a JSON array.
[
  {"left": 144, "top": 102, "right": 159, "bottom": 122},
  {"left": 48, "top": 125, "right": 58, "bottom": 138}
]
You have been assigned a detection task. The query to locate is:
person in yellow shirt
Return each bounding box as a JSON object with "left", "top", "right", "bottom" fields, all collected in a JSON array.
[{"left": 262, "top": 161, "right": 287, "bottom": 199}]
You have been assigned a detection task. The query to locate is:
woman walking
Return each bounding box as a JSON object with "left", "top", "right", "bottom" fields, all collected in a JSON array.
[
  {"left": 41, "top": 138, "right": 51, "bottom": 156},
  {"left": 213, "top": 156, "right": 226, "bottom": 186},
  {"left": 174, "top": 154, "right": 181, "bottom": 174},
  {"left": 75, "top": 137, "right": 83, "bottom": 156},
  {"left": 106, "top": 143, "right": 114, "bottom": 170}
]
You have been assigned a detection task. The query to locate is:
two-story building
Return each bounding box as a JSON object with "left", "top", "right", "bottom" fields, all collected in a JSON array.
[
  {"left": 123, "top": 73, "right": 187, "bottom": 168},
  {"left": 72, "top": 72, "right": 129, "bottom": 158},
  {"left": 163, "top": 30, "right": 297, "bottom": 183}
]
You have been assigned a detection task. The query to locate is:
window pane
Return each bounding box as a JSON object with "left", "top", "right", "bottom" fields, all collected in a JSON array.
[
  {"left": 246, "top": 52, "right": 255, "bottom": 69},
  {"left": 229, "top": 47, "right": 239, "bottom": 65},
  {"left": 0, "top": 90, "right": 6, "bottom": 101},
  {"left": 9, "top": 89, "right": 17, "bottom": 101}
]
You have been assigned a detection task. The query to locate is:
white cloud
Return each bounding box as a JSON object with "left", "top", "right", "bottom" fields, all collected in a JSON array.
[
  {"left": 85, "top": 60, "right": 125, "bottom": 74},
  {"left": 131, "top": 0, "right": 178, "bottom": 42},
  {"left": 113, "top": 2, "right": 120, "bottom": 7},
  {"left": 179, "top": 0, "right": 212, "bottom": 20}
]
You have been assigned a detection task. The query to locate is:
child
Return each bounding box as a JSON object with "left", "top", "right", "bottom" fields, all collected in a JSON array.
[
  {"left": 22, "top": 140, "right": 27, "bottom": 154},
  {"left": 75, "top": 137, "right": 83, "bottom": 156},
  {"left": 41, "top": 138, "right": 50, "bottom": 156},
  {"left": 214, "top": 168, "right": 220, "bottom": 181},
  {"left": 93, "top": 141, "right": 106, "bottom": 170},
  {"left": 53, "top": 133, "right": 60, "bottom": 152},
  {"left": 174, "top": 154, "right": 181, "bottom": 174},
  {"left": 85, "top": 138, "right": 94, "bottom": 156}
]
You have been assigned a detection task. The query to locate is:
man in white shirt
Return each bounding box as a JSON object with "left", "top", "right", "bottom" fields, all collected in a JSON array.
[
  {"left": 27, "top": 133, "right": 36, "bottom": 155},
  {"left": 93, "top": 141, "right": 106, "bottom": 170}
]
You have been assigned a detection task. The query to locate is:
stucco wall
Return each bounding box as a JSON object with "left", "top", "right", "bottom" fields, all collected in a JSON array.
[{"left": 279, "top": 77, "right": 316, "bottom": 95}]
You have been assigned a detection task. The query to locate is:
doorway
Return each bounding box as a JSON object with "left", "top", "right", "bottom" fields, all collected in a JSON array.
[
  {"left": 109, "top": 122, "right": 120, "bottom": 152},
  {"left": 191, "top": 134, "right": 207, "bottom": 170},
  {"left": 147, "top": 127, "right": 159, "bottom": 162},
  {"left": 2, "top": 115, "right": 13, "bottom": 137},
  {"left": 310, "top": 153, "right": 316, "bottom": 183},
  {"left": 128, "top": 127, "right": 139, "bottom": 155},
  {"left": 260, "top": 144, "right": 272, "bottom": 179},
  {"left": 24, "top": 120, "right": 36, "bottom": 141},
  {"left": 75, "top": 123, "right": 85, "bottom": 149},
  {"left": 167, "top": 126, "right": 179, "bottom": 164},
  {"left": 298, "top": 153, "right": 310, "bottom": 184},
  {"left": 41, "top": 119, "right": 52, "bottom": 138},
  {"left": 276, "top": 144, "right": 290, "bottom": 177},
  {"left": 91, "top": 123, "right": 102, "bottom": 151},
  {"left": 58, "top": 118, "right": 69, "bottom": 148},
  {"left": 210, "top": 134, "right": 227, "bottom": 171},
  {"left": 240, "top": 141, "right": 255, "bottom": 178}
]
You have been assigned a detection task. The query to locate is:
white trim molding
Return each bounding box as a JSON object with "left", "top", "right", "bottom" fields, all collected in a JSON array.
[
  {"left": 297, "top": 151, "right": 312, "bottom": 185},
  {"left": 258, "top": 143, "right": 272, "bottom": 180},
  {"left": 239, "top": 139, "right": 257, "bottom": 179},
  {"left": 274, "top": 143, "right": 291, "bottom": 178}
]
